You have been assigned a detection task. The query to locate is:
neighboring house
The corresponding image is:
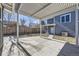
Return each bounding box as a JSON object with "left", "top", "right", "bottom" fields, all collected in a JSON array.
[{"left": 41, "top": 6, "right": 77, "bottom": 37}]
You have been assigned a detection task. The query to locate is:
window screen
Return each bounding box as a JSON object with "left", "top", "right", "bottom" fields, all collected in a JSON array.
[
  {"left": 47, "top": 18, "right": 54, "bottom": 24},
  {"left": 66, "top": 14, "right": 70, "bottom": 22},
  {"left": 61, "top": 16, "right": 65, "bottom": 23}
]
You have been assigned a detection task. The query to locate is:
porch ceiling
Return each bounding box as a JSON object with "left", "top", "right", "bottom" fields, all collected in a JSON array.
[
  {"left": 18, "top": 3, "right": 76, "bottom": 19},
  {"left": 2, "top": 3, "right": 13, "bottom": 11}
]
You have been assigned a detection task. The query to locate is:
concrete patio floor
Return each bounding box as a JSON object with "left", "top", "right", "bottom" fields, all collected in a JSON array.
[{"left": 2, "top": 36, "right": 79, "bottom": 56}]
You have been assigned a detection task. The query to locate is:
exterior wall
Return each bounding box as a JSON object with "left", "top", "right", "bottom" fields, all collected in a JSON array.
[
  {"left": 46, "top": 11, "right": 76, "bottom": 37},
  {"left": 40, "top": 6, "right": 77, "bottom": 37},
  {"left": 55, "top": 11, "right": 75, "bottom": 36},
  {"left": 78, "top": 10, "right": 79, "bottom": 36}
]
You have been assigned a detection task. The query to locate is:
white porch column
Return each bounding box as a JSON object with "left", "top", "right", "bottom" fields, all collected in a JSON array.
[
  {"left": 75, "top": 4, "right": 79, "bottom": 45},
  {"left": 40, "top": 20, "right": 42, "bottom": 37},
  {"left": 17, "top": 11, "right": 19, "bottom": 42},
  {"left": 47, "top": 26, "right": 49, "bottom": 35},
  {"left": 0, "top": 4, "right": 3, "bottom": 55}
]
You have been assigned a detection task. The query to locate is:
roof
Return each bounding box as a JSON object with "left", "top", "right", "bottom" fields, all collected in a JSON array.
[
  {"left": 2, "top": 3, "right": 77, "bottom": 20},
  {"left": 2, "top": 3, "right": 13, "bottom": 11},
  {"left": 18, "top": 3, "right": 76, "bottom": 19}
]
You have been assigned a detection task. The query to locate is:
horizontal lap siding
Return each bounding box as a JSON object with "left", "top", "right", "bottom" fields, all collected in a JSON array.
[
  {"left": 78, "top": 10, "right": 79, "bottom": 36},
  {"left": 55, "top": 11, "right": 75, "bottom": 36}
]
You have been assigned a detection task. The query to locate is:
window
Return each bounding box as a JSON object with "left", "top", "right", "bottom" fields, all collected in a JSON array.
[
  {"left": 41, "top": 21, "right": 45, "bottom": 25},
  {"left": 66, "top": 14, "right": 70, "bottom": 22},
  {"left": 47, "top": 18, "right": 54, "bottom": 24},
  {"left": 60, "top": 13, "right": 71, "bottom": 23},
  {"left": 61, "top": 16, "right": 65, "bottom": 23}
]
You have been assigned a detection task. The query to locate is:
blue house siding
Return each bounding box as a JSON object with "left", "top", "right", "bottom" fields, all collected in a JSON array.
[
  {"left": 55, "top": 11, "right": 76, "bottom": 36},
  {"left": 46, "top": 11, "right": 76, "bottom": 36},
  {"left": 78, "top": 11, "right": 79, "bottom": 36}
]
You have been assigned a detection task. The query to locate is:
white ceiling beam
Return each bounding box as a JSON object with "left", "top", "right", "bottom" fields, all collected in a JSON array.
[
  {"left": 18, "top": 3, "right": 76, "bottom": 19},
  {"left": 31, "top": 3, "right": 51, "bottom": 16}
]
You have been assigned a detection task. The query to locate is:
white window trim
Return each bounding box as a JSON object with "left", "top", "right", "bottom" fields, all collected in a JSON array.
[{"left": 60, "top": 13, "right": 71, "bottom": 23}]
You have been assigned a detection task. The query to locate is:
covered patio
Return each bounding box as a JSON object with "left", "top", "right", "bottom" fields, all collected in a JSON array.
[
  {"left": 0, "top": 3, "right": 79, "bottom": 56},
  {"left": 16, "top": 3, "right": 78, "bottom": 44}
]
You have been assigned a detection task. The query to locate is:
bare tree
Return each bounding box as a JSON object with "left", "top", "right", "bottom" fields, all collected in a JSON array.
[
  {"left": 29, "top": 17, "right": 33, "bottom": 27},
  {"left": 8, "top": 13, "right": 12, "bottom": 21},
  {"left": 3, "top": 11, "right": 12, "bottom": 24},
  {"left": 20, "top": 17, "right": 26, "bottom": 26}
]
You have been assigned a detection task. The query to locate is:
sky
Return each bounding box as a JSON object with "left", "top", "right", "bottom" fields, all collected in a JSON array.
[
  {"left": 3, "top": 10, "right": 40, "bottom": 27},
  {"left": 19, "top": 14, "right": 40, "bottom": 26}
]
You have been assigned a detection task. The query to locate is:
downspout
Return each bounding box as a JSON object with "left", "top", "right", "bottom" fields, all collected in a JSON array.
[
  {"left": 54, "top": 17, "right": 56, "bottom": 37},
  {"left": 40, "top": 20, "right": 42, "bottom": 37}
]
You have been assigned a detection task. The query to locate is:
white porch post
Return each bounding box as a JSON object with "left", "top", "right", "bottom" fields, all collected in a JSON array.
[
  {"left": 75, "top": 4, "right": 79, "bottom": 45},
  {"left": 17, "top": 11, "right": 19, "bottom": 42},
  {"left": 54, "top": 18, "right": 55, "bottom": 36},
  {"left": 47, "top": 26, "right": 49, "bottom": 35},
  {"left": 0, "top": 4, "right": 3, "bottom": 55},
  {"left": 40, "top": 20, "right": 42, "bottom": 37}
]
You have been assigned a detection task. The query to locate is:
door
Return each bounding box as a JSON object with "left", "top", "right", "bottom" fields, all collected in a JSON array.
[{"left": 50, "top": 27, "right": 55, "bottom": 34}]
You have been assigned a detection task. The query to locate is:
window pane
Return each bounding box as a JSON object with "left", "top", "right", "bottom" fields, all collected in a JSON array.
[
  {"left": 47, "top": 18, "right": 54, "bottom": 24},
  {"left": 61, "top": 16, "right": 65, "bottom": 23},
  {"left": 41, "top": 21, "right": 45, "bottom": 25},
  {"left": 66, "top": 15, "right": 70, "bottom": 22}
]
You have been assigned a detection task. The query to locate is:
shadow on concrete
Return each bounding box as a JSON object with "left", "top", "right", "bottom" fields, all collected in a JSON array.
[
  {"left": 7, "top": 42, "right": 31, "bottom": 56},
  {"left": 58, "top": 43, "right": 79, "bottom": 56},
  {"left": 8, "top": 43, "right": 14, "bottom": 56},
  {"left": 0, "top": 46, "right": 3, "bottom": 56},
  {"left": 17, "top": 42, "right": 31, "bottom": 56}
]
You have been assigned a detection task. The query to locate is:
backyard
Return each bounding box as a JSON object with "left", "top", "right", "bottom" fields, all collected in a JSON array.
[
  {"left": 41, "top": 34, "right": 76, "bottom": 44},
  {"left": 2, "top": 36, "right": 66, "bottom": 56},
  {"left": 54, "top": 35, "right": 76, "bottom": 44}
]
